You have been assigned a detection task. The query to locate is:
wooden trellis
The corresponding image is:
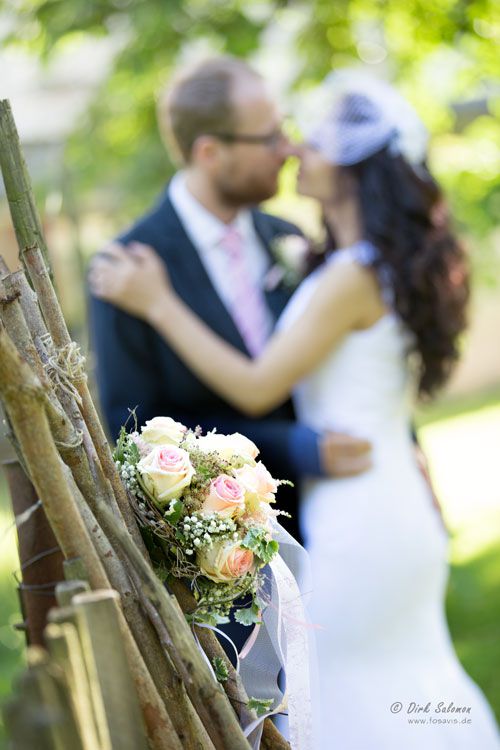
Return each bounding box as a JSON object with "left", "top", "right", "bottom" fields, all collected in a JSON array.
[{"left": 0, "top": 99, "right": 289, "bottom": 750}]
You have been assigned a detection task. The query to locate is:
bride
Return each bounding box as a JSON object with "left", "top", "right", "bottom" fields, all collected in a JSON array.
[{"left": 90, "top": 72, "right": 500, "bottom": 748}]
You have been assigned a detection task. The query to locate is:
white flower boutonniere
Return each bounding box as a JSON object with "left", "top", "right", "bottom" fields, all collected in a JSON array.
[{"left": 264, "top": 234, "right": 309, "bottom": 291}]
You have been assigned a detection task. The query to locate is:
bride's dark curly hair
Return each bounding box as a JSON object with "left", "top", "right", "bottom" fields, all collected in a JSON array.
[{"left": 316, "top": 147, "right": 469, "bottom": 399}]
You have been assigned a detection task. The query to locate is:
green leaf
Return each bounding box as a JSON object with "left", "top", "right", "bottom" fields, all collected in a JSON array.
[
  {"left": 128, "top": 440, "right": 140, "bottom": 464},
  {"left": 163, "top": 499, "right": 183, "bottom": 525},
  {"left": 212, "top": 657, "right": 229, "bottom": 683},
  {"left": 247, "top": 697, "right": 274, "bottom": 717},
  {"left": 241, "top": 528, "right": 279, "bottom": 565},
  {"left": 187, "top": 611, "right": 230, "bottom": 627},
  {"left": 234, "top": 603, "right": 262, "bottom": 626},
  {"left": 113, "top": 425, "right": 128, "bottom": 463}
]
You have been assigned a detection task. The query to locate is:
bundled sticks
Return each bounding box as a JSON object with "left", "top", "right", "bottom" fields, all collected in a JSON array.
[{"left": 0, "top": 99, "right": 290, "bottom": 750}]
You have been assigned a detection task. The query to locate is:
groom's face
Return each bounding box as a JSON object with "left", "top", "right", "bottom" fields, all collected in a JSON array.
[{"left": 210, "top": 77, "right": 294, "bottom": 206}]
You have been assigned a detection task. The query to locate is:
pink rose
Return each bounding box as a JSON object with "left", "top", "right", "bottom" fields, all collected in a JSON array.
[
  {"left": 137, "top": 445, "right": 194, "bottom": 506},
  {"left": 201, "top": 474, "right": 245, "bottom": 518},
  {"left": 198, "top": 540, "right": 255, "bottom": 582}
]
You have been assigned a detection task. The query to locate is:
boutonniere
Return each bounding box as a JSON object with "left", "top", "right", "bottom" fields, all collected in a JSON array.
[{"left": 263, "top": 234, "right": 309, "bottom": 291}]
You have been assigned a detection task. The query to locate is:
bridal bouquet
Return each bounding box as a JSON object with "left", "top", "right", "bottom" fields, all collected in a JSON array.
[{"left": 114, "top": 416, "right": 290, "bottom": 627}]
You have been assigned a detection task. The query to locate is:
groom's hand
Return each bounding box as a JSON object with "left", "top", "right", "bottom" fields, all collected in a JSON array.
[{"left": 320, "top": 432, "right": 372, "bottom": 477}]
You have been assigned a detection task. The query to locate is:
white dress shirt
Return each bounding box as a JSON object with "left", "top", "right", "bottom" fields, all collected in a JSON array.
[{"left": 168, "top": 172, "right": 274, "bottom": 338}]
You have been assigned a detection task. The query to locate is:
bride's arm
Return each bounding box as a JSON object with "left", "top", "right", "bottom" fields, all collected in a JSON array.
[{"left": 90, "top": 242, "right": 380, "bottom": 417}]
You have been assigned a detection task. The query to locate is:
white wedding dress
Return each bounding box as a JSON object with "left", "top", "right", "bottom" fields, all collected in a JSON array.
[{"left": 278, "top": 241, "right": 500, "bottom": 749}]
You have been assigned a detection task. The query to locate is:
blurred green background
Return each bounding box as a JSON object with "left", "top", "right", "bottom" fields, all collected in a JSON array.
[{"left": 0, "top": 0, "right": 499, "bottom": 746}]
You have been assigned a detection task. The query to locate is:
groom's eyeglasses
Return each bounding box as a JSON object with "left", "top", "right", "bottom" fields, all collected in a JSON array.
[{"left": 207, "top": 128, "right": 287, "bottom": 149}]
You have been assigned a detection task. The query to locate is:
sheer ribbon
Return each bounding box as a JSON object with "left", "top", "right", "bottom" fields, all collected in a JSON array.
[{"left": 195, "top": 522, "right": 319, "bottom": 749}]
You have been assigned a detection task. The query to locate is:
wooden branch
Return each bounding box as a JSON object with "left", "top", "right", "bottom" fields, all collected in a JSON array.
[
  {"left": 62, "top": 465, "right": 204, "bottom": 750},
  {"left": 22, "top": 245, "right": 147, "bottom": 555},
  {"left": 0, "top": 254, "right": 10, "bottom": 277},
  {"left": 0, "top": 272, "right": 202, "bottom": 747},
  {"left": 0, "top": 320, "right": 109, "bottom": 587},
  {"left": 2, "top": 266, "right": 101, "bottom": 474},
  {"left": 0, "top": 101, "right": 49, "bottom": 264},
  {"left": 0, "top": 278, "right": 128, "bottom": 536},
  {"left": 0, "top": 323, "right": 180, "bottom": 750},
  {"left": 169, "top": 580, "right": 290, "bottom": 750},
  {"left": 126, "top": 563, "right": 214, "bottom": 750},
  {"left": 97, "top": 499, "right": 253, "bottom": 750},
  {"left": 0, "top": 270, "right": 126, "bottom": 513}
]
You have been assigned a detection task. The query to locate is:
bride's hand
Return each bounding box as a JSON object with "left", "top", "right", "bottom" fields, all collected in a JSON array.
[{"left": 89, "top": 241, "right": 173, "bottom": 323}]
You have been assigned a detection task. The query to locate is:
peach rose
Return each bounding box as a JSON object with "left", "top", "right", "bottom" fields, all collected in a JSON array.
[
  {"left": 201, "top": 474, "right": 245, "bottom": 518},
  {"left": 137, "top": 445, "right": 194, "bottom": 506},
  {"left": 141, "top": 416, "right": 187, "bottom": 446},
  {"left": 196, "top": 431, "right": 259, "bottom": 464},
  {"left": 197, "top": 540, "right": 255, "bottom": 583}
]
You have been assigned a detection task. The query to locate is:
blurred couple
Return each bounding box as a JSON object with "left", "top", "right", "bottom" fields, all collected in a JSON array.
[{"left": 89, "top": 57, "right": 500, "bottom": 748}]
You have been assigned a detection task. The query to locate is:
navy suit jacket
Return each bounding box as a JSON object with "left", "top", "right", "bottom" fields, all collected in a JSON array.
[{"left": 90, "top": 185, "right": 308, "bottom": 543}]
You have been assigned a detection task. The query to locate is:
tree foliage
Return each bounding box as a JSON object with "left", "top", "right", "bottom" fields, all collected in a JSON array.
[{"left": 3, "top": 0, "right": 499, "bottom": 239}]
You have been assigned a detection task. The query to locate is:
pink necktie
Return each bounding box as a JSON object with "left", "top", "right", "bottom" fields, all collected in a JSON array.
[{"left": 220, "top": 226, "right": 271, "bottom": 356}]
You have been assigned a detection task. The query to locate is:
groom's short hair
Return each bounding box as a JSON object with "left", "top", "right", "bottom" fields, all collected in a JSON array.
[{"left": 158, "top": 56, "right": 261, "bottom": 164}]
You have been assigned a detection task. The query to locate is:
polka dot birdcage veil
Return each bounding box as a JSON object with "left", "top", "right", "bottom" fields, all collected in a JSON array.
[{"left": 305, "top": 68, "right": 429, "bottom": 167}]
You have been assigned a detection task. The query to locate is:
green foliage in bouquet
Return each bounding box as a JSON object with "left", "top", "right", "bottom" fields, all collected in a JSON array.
[{"left": 247, "top": 697, "right": 275, "bottom": 717}]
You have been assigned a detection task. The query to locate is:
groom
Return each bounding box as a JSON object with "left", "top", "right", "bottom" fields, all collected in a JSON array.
[{"left": 89, "top": 56, "right": 372, "bottom": 545}]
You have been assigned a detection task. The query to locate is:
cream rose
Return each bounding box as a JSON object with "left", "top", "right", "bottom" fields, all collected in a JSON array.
[
  {"left": 201, "top": 474, "right": 245, "bottom": 518},
  {"left": 197, "top": 540, "right": 255, "bottom": 583},
  {"left": 196, "top": 431, "right": 259, "bottom": 464},
  {"left": 141, "top": 416, "right": 187, "bottom": 446},
  {"left": 234, "top": 462, "right": 279, "bottom": 504},
  {"left": 240, "top": 501, "right": 277, "bottom": 531},
  {"left": 137, "top": 445, "right": 194, "bottom": 506}
]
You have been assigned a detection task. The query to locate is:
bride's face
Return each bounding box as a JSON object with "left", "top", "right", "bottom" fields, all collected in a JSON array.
[{"left": 296, "top": 144, "right": 340, "bottom": 203}]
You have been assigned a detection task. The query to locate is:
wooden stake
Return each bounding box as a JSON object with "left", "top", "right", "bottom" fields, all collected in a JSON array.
[
  {"left": 55, "top": 580, "right": 90, "bottom": 608},
  {"left": 45, "top": 621, "right": 102, "bottom": 750},
  {"left": 72, "top": 590, "right": 149, "bottom": 750},
  {"left": 48, "top": 605, "right": 112, "bottom": 750}
]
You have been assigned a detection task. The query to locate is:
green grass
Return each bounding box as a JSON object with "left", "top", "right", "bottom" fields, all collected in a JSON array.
[
  {"left": 0, "top": 476, "right": 26, "bottom": 748},
  {"left": 447, "top": 544, "right": 500, "bottom": 719},
  {"left": 418, "top": 391, "right": 500, "bottom": 722},
  {"left": 416, "top": 385, "right": 500, "bottom": 428},
  {"left": 0, "top": 394, "right": 499, "bottom": 745}
]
